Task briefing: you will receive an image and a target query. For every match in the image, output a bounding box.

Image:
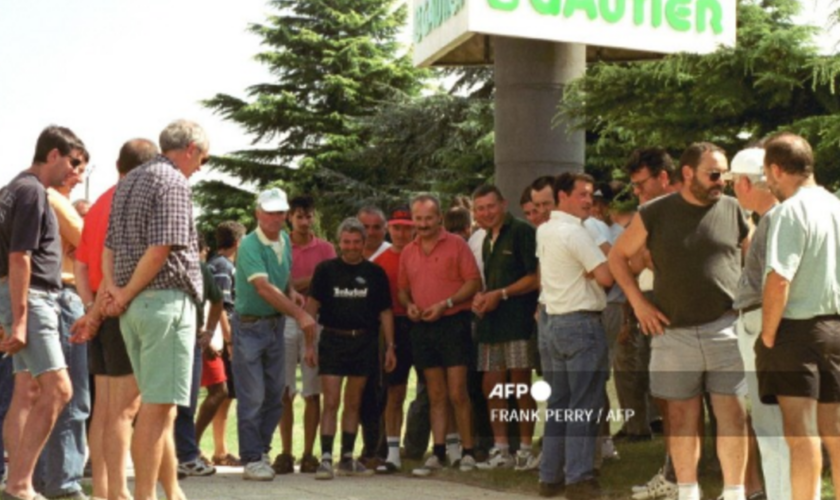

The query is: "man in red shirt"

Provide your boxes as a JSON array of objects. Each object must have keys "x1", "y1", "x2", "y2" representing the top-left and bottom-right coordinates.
[
  {"x1": 71, "y1": 138, "x2": 160, "y2": 500},
  {"x1": 372, "y1": 207, "x2": 415, "y2": 472},
  {"x1": 398, "y1": 194, "x2": 482, "y2": 476}
]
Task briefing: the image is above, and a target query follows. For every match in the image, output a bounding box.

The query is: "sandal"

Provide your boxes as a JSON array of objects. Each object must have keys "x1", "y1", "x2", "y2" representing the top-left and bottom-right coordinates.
[{"x1": 212, "y1": 453, "x2": 242, "y2": 466}]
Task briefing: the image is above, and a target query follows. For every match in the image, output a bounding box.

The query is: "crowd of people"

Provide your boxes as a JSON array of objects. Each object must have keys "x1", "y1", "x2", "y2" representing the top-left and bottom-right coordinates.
[{"x1": 0, "y1": 120, "x2": 838, "y2": 500}]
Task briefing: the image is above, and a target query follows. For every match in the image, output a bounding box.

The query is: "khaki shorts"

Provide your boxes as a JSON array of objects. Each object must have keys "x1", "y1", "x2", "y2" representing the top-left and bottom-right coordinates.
[
  {"x1": 284, "y1": 320, "x2": 321, "y2": 397},
  {"x1": 120, "y1": 289, "x2": 196, "y2": 406},
  {"x1": 478, "y1": 338, "x2": 536, "y2": 372}
]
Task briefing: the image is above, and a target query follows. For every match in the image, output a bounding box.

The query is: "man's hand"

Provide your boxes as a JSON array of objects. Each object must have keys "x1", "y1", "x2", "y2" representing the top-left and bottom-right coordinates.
[
  {"x1": 384, "y1": 346, "x2": 397, "y2": 373},
  {"x1": 295, "y1": 311, "x2": 317, "y2": 340},
  {"x1": 760, "y1": 330, "x2": 775, "y2": 348},
  {"x1": 304, "y1": 343, "x2": 318, "y2": 368},
  {"x1": 421, "y1": 301, "x2": 447, "y2": 322},
  {"x1": 0, "y1": 322, "x2": 27, "y2": 355},
  {"x1": 198, "y1": 330, "x2": 220, "y2": 360},
  {"x1": 69, "y1": 312, "x2": 103, "y2": 344},
  {"x1": 102, "y1": 285, "x2": 129, "y2": 317},
  {"x1": 631, "y1": 297, "x2": 670, "y2": 336},
  {"x1": 290, "y1": 289, "x2": 306, "y2": 308},
  {"x1": 407, "y1": 303, "x2": 422, "y2": 322}
]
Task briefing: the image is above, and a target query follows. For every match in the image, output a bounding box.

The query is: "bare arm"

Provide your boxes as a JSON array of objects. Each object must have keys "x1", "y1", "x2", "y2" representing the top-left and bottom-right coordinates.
[
  {"x1": 608, "y1": 213, "x2": 670, "y2": 335},
  {"x1": 292, "y1": 276, "x2": 312, "y2": 294},
  {"x1": 760, "y1": 271, "x2": 789, "y2": 348},
  {"x1": 0, "y1": 252, "x2": 31, "y2": 354},
  {"x1": 422, "y1": 278, "x2": 481, "y2": 322},
  {"x1": 590, "y1": 262, "x2": 614, "y2": 288},
  {"x1": 74, "y1": 260, "x2": 94, "y2": 306},
  {"x1": 252, "y1": 276, "x2": 315, "y2": 333},
  {"x1": 104, "y1": 245, "x2": 171, "y2": 315},
  {"x1": 474, "y1": 273, "x2": 539, "y2": 315}
]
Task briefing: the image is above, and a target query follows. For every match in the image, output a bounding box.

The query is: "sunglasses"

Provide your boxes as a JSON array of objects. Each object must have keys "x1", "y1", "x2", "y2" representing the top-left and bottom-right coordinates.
[
  {"x1": 200, "y1": 156, "x2": 210, "y2": 166},
  {"x1": 707, "y1": 171, "x2": 725, "y2": 182},
  {"x1": 68, "y1": 156, "x2": 83, "y2": 168}
]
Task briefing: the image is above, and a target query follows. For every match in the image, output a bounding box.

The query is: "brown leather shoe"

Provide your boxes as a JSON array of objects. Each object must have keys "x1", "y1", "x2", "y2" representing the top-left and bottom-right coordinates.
[
  {"x1": 299, "y1": 454, "x2": 320, "y2": 473},
  {"x1": 271, "y1": 453, "x2": 295, "y2": 474}
]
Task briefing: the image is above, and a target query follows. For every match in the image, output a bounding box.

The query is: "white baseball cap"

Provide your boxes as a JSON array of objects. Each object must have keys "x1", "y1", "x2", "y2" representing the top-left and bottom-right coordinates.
[
  {"x1": 257, "y1": 187, "x2": 290, "y2": 212},
  {"x1": 726, "y1": 148, "x2": 765, "y2": 180}
]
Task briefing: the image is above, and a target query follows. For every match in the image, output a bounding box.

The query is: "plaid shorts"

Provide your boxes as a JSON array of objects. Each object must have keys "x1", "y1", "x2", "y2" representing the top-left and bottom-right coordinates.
[{"x1": 478, "y1": 339, "x2": 536, "y2": 372}]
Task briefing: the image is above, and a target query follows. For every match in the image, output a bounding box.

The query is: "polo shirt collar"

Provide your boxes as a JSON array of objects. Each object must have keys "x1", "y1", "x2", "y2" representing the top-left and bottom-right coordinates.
[
  {"x1": 256, "y1": 226, "x2": 286, "y2": 263},
  {"x1": 292, "y1": 234, "x2": 318, "y2": 250},
  {"x1": 551, "y1": 210, "x2": 583, "y2": 225}
]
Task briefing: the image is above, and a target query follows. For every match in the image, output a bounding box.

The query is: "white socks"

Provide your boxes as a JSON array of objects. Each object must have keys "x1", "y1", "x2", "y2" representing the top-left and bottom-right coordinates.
[
  {"x1": 386, "y1": 436, "x2": 401, "y2": 466},
  {"x1": 446, "y1": 433, "x2": 462, "y2": 462},
  {"x1": 678, "y1": 483, "x2": 701, "y2": 500},
  {"x1": 722, "y1": 485, "x2": 746, "y2": 500}
]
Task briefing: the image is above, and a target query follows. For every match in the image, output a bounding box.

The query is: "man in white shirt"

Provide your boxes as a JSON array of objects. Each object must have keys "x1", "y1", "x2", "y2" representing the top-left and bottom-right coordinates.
[{"x1": 536, "y1": 172, "x2": 613, "y2": 500}]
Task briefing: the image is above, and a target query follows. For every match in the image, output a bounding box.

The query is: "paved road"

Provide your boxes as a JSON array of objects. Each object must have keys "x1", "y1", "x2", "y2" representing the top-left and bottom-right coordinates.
[{"x1": 146, "y1": 466, "x2": 539, "y2": 500}]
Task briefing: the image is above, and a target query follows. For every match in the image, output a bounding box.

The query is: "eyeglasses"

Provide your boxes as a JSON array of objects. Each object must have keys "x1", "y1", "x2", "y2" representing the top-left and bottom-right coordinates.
[
  {"x1": 630, "y1": 175, "x2": 652, "y2": 189},
  {"x1": 67, "y1": 156, "x2": 83, "y2": 168},
  {"x1": 706, "y1": 170, "x2": 725, "y2": 182},
  {"x1": 200, "y1": 156, "x2": 210, "y2": 166}
]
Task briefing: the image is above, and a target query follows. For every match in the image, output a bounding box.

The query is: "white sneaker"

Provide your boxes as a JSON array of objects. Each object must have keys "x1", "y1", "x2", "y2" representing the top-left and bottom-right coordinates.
[
  {"x1": 631, "y1": 469, "x2": 678, "y2": 500},
  {"x1": 243, "y1": 459, "x2": 276, "y2": 481},
  {"x1": 513, "y1": 449, "x2": 533, "y2": 470},
  {"x1": 447, "y1": 446, "x2": 462, "y2": 466},
  {"x1": 515, "y1": 450, "x2": 541, "y2": 471},
  {"x1": 412, "y1": 455, "x2": 443, "y2": 477},
  {"x1": 476, "y1": 447, "x2": 515, "y2": 470},
  {"x1": 458, "y1": 454, "x2": 476, "y2": 472},
  {"x1": 601, "y1": 437, "x2": 620, "y2": 460}
]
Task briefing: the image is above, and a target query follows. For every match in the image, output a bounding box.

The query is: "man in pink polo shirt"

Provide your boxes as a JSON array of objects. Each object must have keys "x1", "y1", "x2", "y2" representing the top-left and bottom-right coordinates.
[
  {"x1": 273, "y1": 195, "x2": 336, "y2": 475},
  {"x1": 398, "y1": 193, "x2": 482, "y2": 476}
]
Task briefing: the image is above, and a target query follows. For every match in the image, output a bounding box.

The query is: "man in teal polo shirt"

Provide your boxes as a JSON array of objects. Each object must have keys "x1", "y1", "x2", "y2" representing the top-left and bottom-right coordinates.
[
  {"x1": 232, "y1": 187, "x2": 316, "y2": 481},
  {"x1": 471, "y1": 184, "x2": 540, "y2": 471}
]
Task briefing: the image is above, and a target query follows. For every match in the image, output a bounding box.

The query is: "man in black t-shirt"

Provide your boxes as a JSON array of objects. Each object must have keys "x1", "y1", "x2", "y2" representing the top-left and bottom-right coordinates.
[
  {"x1": 0, "y1": 126, "x2": 86, "y2": 500},
  {"x1": 304, "y1": 217, "x2": 396, "y2": 480}
]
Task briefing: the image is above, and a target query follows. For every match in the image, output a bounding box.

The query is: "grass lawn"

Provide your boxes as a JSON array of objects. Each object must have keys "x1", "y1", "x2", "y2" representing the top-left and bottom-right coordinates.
[{"x1": 198, "y1": 369, "x2": 838, "y2": 499}]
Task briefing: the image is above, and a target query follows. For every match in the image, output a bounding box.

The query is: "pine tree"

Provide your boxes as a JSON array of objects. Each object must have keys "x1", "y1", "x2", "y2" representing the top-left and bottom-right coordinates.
[
  {"x1": 559, "y1": 0, "x2": 840, "y2": 186},
  {"x1": 198, "y1": 0, "x2": 428, "y2": 235}
]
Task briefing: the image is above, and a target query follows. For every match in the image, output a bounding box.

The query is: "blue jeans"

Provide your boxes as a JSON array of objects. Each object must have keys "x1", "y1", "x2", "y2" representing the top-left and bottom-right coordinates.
[
  {"x1": 175, "y1": 344, "x2": 202, "y2": 463},
  {"x1": 538, "y1": 308, "x2": 608, "y2": 485},
  {"x1": 231, "y1": 315, "x2": 286, "y2": 464},
  {"x1": 34, "y1": 287, "x2": 90, "y2": 496},
  {"x1": 0, "y1": 354, "x2": 13, "y2": 478}
]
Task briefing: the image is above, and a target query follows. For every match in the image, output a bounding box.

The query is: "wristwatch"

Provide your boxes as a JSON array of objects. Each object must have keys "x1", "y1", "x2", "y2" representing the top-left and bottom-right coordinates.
[
  {"x1": 446, "y1": 297, "x2": 454, "y2": 308},
  {"x1": 501, "y1": 288, "x2": 509, "y2": 301}
]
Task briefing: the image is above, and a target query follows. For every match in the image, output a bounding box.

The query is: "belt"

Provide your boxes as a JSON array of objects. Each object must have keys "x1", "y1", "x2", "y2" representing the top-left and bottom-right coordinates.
[
  {"x1": 738, "y1": 304, "x2": 761, "y2": 314},
  {"x1": 323, "y1": 327, "x2": 369, "y2": 338},
  {"x1": 239, "y1": 314, "x2": 281, "y2": 324}
]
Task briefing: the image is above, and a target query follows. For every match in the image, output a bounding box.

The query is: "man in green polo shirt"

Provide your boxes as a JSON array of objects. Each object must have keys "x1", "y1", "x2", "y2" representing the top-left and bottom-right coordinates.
[
  {"x1": 232, "y1": 187, "x2": 316, "y2": 481},
  {"x1": 471, "y1": 184, "x2": 540, "y2": 470}
]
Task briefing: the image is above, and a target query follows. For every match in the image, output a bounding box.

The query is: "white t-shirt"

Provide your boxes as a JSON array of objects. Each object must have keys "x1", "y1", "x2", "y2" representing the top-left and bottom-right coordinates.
[
  {"x1": 468, "y1": 228, "x2": 487, "y2": 287},
  {"x1": 537, "y1": 211, "x2": 607, "y2": 315},
  {"x1": 367, "y1": 240, "x2": 392, "y2": 261},
  {"x1": 583, "y1": 217, "x2": 610, "y2": 248}
]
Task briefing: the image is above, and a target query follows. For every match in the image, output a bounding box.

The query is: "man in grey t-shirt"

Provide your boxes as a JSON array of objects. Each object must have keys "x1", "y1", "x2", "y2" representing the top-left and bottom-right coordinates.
[
  {"x1": 729, "y1": 148, "x2": 788, "y2": 500},
  {"x1": 610, "y1": 143, "x2": 750, "y2": 500}
]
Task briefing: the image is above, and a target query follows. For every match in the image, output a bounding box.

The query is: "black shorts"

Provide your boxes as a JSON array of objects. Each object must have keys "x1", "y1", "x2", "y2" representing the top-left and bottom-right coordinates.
[
  {"x1": 88, "y1": 317, "x2": 133, "y2": 377},
  {"x1": 318, "y1": 330, "x2": 378, "y2": 377},
  {"x1": 385, "y1": 316, "x2": 414, "y2": 386},
  {"x1": 756, "y1": 315, "x2": 840, "y2": 404},
  {"x1": 410, "y1": 311, "x2": 472, "y2": 370}
]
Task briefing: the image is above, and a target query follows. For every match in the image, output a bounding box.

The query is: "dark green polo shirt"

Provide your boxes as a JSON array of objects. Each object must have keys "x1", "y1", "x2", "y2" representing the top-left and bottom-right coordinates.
[{"x1": 477, "y1": 213, "x2": 539, "y2": 343}]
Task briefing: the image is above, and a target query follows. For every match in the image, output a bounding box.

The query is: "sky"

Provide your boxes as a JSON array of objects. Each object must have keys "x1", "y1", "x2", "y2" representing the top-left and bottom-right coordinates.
[{"x1": 1, "y1": 0, "x2": 838, "y2": 204}]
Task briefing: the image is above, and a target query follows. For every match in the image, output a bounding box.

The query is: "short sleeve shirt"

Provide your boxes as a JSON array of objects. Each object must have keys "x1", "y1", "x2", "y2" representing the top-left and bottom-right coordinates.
[
  {"x1": 207, "y1": 254, "x2": 235, "y2": 313},
  {"x1": 373, "y1": 247, "x2": 406, "y2": 316},
  {"x1": 235, "y1": 228, "x2": 292, "y2": 317},
  {"x1": 291, "y1": 236, "x2": 336, "y2": 281},
  {"x1": 640, "y1": 193, "x2": 748, "y2": 327},
  {"x1": 0, "y1": 172, "x2": 62, "y2": 290},
  {"x1": 733, "y1": 205, "x2": 777, "y2": 311},
  {"x1": 105, "y1": 156, "x2": 202, "y2": 304},
  {"x1": 76, "y1": 186, "x2": 115, "y2": 292},
  {"x1": 766, "y1": 186, "x2": 840, "y2": 319},
  {"x1": 536, "y1": 211, "x2": 607, "y2": 315},
  {"x1": 477, "y1": 214, "x2": 538, "y2": 343},
  {"x1": 309, "y1": 258, "x2": 391, "y2": 331},
  {"x1": 197, "y1": 262, "x2": 224, "y2": 329},
  {"x1": 398, "y1": 229, "x2": 481, "y2": 315}
]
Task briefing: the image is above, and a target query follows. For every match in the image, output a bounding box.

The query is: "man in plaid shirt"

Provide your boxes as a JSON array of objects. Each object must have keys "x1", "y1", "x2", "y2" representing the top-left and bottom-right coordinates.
[{"x1": 100, "y1": 120, "x2": 208, "y2": 500}]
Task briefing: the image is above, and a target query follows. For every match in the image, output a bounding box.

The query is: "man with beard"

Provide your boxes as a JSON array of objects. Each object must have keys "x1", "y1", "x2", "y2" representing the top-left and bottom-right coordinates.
[
  {"x1": 304, "y1": 218, "x2": 395, "y2": 479},
  {"x1": 0, "y1": 126, "x2": 86, "y2": 500},
  {"x1": 609, "y1": 143, "x2": 750, "y2": 500},
  {"x1": 758, "y1": 133, "x2": 840, "y2": 500}
]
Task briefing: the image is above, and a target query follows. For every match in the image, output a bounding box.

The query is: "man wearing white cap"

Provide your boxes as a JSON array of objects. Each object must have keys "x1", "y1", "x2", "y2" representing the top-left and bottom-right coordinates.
[
  {"x1": 728, "y1": 148, "x2": 789, "y2": 500},
  {"x1": 232, "y1": 187, "x2": 316, "y2": 481}
]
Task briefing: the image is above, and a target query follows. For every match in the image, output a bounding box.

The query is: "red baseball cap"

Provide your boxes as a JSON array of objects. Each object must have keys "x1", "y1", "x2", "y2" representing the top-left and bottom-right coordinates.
[{"x1": 388, "y1": 206, "x2": 414, "y2": 226}]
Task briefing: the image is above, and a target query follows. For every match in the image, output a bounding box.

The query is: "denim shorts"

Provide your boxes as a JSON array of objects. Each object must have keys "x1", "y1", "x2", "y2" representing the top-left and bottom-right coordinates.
[
  {"x1": 120, "y1": 289, "x2": 196, "y2": 406},
  {"x1": 0, "y1": 282, "x2": 65, "y2": 377},
  {"x1": 650, "y1": 311, "x2": 746, "y2": 400}
]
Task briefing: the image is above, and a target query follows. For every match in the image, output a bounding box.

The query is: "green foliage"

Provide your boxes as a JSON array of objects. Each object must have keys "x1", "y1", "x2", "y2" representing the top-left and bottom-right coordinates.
[
  {"x1": 559, "y1": 0, "x2": 840, "y2": 187},
  {"x1": 199, "y1": 0, "x2": 430, "y2": 237}
]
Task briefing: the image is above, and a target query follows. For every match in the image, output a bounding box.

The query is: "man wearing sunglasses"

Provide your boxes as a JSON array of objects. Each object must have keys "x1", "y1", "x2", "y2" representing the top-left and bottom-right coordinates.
[
  {"x1": 610, "y1": 143, "x2": 750, "y2": 500},
  {"x1": 0, "y1": 125, "x2": 87, "y2": 500}
]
